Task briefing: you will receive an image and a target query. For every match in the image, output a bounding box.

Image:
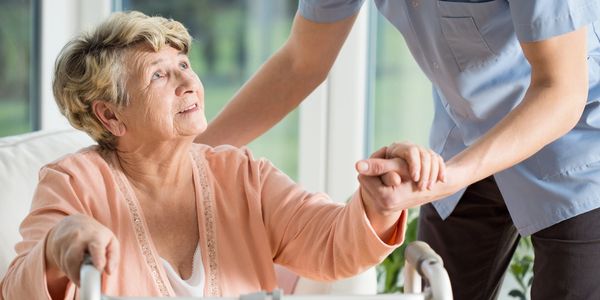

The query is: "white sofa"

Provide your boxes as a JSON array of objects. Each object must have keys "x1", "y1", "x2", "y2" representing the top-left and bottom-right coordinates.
[{"x1": 0, "y1": 129, "x2": 377, "y2": 294}]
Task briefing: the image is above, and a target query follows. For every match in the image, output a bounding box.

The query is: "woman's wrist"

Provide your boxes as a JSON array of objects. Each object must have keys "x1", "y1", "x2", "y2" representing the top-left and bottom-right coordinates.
[
  {"x1": 45, "y1": 227, "x2": 69, "y2": 297},
  {"x1": 44, "y1": 227, "x2": 64, "y2": 279},
  {"x1": 359, "y1": 187, "x2": 403, "y2": 240}
]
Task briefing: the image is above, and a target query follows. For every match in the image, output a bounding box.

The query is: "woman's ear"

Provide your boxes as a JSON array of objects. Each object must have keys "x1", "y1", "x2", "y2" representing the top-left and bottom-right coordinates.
[{"x1": 92, "y1": 101, "x2": 126, "y2": 136}]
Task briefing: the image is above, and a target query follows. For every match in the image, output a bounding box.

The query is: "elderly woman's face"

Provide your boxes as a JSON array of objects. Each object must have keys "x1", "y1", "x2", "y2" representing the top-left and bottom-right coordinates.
[{"x1": 119, "y1": 45, "x2": 206, "y2": 143}]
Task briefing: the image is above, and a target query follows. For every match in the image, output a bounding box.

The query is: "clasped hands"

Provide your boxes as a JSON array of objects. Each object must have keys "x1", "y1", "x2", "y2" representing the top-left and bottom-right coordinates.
[{"x1": 355, "y1": 142, "x2": 456, "y2": 240}]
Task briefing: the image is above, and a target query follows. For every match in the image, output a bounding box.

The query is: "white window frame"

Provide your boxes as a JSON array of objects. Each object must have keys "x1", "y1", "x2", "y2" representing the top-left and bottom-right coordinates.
[
  {"x1": 299, "y1": 4, "x2": 371, "y2": 202},
  {"x1": 39, "y1": 0, "x2": 112, "y2": 130}
]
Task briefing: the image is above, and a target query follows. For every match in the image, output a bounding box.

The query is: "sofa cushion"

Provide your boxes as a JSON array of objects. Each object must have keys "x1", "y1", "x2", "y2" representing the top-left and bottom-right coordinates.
[{"x1": 0, "y1": 129, "x2": 94, "y2": 277}]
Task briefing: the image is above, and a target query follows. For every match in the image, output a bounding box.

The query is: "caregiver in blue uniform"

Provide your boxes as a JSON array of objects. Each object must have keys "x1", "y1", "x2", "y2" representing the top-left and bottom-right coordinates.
[{"x1": 197, "y1": 1, "x2": 600, "y2": 299}]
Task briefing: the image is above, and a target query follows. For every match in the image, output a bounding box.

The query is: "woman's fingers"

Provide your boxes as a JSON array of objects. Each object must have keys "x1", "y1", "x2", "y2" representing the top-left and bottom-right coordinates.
[
  {"x1": 381, "y1": 171, "x2": 401, "y2": 187},
  {"x1": 63, "y1": 245, "x2": 85, "y2": 285},
  {"x1": 106, "y1": 236, "x2": 120, "y2": 275},
  {"x1": 87, "y1": 225, "x2": 121, "y2": 276},
  {"x1": 357, "y1": 173, "x2": 412, "y2": 214},
  {"x1": 355, "y1": 158, "x2": 410, "y2": 178},
  {"x1": 88, "y1": 240, "x2": 108, "y2": 273}
]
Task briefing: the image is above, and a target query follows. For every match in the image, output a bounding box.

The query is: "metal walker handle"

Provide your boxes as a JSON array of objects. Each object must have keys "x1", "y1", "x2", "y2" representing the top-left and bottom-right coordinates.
[
  {"x1": 80, "y1": 253, "x2": 102, "y2": 300},
  {"x1": 404, "y1": 241, "x2": 453, "y2": 300}
]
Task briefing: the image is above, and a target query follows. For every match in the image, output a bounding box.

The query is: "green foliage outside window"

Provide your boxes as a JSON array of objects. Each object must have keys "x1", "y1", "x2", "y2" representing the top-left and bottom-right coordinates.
[
  {"x1": 508, "y1": 237, "x2": 533, "y2": 299},
  {"x1": 0, "y1": 0, "x2": 33, "y2": 137}
]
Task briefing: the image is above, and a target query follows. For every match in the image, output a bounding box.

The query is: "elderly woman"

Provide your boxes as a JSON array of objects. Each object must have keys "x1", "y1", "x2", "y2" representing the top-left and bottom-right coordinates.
[{"x1": 0, "y1": 11, "x2": 446, "y2": 299}]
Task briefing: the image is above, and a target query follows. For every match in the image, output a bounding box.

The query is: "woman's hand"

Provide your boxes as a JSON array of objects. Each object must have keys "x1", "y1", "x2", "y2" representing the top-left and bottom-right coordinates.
[
  {"x1": 45, "y1": 214, "x2": 120, "y2": 286},
  {"x1": 355, "y1": 145, "x2": 449, "y2": 241}
]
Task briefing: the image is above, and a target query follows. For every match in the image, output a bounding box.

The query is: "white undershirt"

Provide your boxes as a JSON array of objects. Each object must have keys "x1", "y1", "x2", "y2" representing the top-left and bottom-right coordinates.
[{"x1": 160, "y1": 243, "x2": 205, "y2": 297}]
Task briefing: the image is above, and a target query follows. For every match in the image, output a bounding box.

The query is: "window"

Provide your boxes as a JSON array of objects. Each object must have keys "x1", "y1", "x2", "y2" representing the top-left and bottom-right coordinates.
[
  {"x1": 0, "y1": 0, "x2": 38, "y2": 137},
  {"x1": 367, "y1": 10, "x2": 433, "y2": 154},
  {"x1": 119, "y1": 0, "x2": 299, "y2": 179}
]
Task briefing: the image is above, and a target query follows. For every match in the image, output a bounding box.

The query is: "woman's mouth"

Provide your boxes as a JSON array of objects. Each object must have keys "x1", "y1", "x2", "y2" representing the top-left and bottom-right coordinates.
[{"x1": 178, "y1": 103, "x2": 199, "y2": 114}]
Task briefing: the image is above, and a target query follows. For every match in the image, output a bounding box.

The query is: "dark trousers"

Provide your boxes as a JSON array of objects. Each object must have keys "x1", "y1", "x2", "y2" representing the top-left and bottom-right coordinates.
[{"x1": 418, "y1": 176, "x2": 600, "y2": 300}]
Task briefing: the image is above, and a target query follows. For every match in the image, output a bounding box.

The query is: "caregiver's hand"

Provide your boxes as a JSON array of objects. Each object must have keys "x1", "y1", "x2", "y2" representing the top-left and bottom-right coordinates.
[
  {"x1": 45, "y1": 214, "x2": 120, "y2": 286},
  {"x1": 356, "y1": 142, "x2": 446, "y2": 190}
]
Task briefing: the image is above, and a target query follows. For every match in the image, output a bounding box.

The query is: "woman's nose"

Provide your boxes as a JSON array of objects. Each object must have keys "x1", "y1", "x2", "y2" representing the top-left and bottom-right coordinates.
[{"x1": 174, "y1": 71, "x2": 197, "y2": 96}]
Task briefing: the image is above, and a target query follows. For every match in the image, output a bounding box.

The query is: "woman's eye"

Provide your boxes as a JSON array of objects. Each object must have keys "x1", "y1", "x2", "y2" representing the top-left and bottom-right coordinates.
[
  {"x1": 151, "y1": 71, "x2": 164, "y2": 80},
  {"x1": 179, "y1": 62, "x2": 189, "y2": 69}
]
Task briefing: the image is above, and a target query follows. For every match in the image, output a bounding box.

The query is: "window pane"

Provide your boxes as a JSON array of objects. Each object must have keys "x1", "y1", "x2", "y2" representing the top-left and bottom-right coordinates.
[
  {"x1": 0, "y1": 0, "x2": 35, "y2": 136},
  {"x1": 369, "y1": 13, "x2": 433, "y2": 152},
  {"x1": 121, "y1": 0, "x2": 299, "y2": 179}
]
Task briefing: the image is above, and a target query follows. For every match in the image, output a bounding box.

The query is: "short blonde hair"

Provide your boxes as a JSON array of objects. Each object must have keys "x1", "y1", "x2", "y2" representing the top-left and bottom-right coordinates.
[{"x1": 53, "y1": 11, "x2": 191, "y2": 150}]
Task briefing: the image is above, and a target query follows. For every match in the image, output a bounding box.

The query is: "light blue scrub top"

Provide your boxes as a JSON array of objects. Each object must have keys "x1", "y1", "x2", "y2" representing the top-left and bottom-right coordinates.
[{"x1": 299, "y1": 0, "x2": 600, "y2": 236}]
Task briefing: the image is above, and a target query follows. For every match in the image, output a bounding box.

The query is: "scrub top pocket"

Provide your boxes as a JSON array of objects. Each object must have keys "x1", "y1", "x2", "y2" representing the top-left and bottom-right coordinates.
[
  {"x1": 437, "y1": 0, "x2": 516, "y2": 71},
  {"x1": 440, "y1": 16, "x2": 495, "y2": 71}
]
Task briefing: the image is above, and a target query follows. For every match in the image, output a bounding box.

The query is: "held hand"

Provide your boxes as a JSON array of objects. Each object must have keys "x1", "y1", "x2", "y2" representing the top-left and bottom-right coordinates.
[
  {"x1": 356, "y1": 147, "x2": 410, "y2": 187},
  {"x1": 356, "y1": 147, "x2": 417, "y2": 216},
  {"x1": 356, "y1": 143, "x2": 446, "y2": 190},
  {"x1": 45, "y1": 214, "x2": 120, "y2": 286},
  {"x1": 355, "y1": 147, "x2": 417, "y2": 240},
  {"x1": 355, "y1": 146, "x2": 452, "y2": 240}
]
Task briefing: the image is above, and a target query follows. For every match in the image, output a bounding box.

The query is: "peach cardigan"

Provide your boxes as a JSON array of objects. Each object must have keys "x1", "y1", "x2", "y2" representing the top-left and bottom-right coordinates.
[{"x1": 0, "y1": 144, "x2": 406, "y2": 299}]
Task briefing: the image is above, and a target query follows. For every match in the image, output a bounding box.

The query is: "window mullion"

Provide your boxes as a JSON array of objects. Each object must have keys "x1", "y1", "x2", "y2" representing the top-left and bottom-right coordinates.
[
  {"x1": 39, "y1": 0, "x2": 111, "y2": 130},
  {"x1": 325, "y1": 4, "x2": 371, "y2": 202}
]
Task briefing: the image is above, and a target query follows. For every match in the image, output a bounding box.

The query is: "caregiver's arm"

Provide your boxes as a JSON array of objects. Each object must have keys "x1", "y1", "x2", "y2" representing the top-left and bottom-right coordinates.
[
  {"x1": 381, "y1": 28, "x2": 589, "y2": 193},
  {"x1": 195, "y1": 13, "x2": 356, "y2": 147},
  {"x1": 446, "y1": 28, "x2": 589, "y2": 187}
]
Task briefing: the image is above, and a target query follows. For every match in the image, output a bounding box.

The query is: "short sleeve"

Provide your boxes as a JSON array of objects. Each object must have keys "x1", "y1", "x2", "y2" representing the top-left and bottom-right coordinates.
[
  {"x1": 509, "y1": 0, "x2": 600, "y2": 42},
  {"x1": 298, "y1": 0, "x2": 365, "y2": 23}
]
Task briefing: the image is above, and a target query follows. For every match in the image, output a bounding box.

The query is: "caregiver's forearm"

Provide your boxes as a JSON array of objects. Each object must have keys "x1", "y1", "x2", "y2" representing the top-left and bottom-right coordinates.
[
  {"x1": 447, "y1": 28, "x2": 589, "y2": 187},
  {"x1": 195, "y1": 46, "x2": 324, "y2": 147}
]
